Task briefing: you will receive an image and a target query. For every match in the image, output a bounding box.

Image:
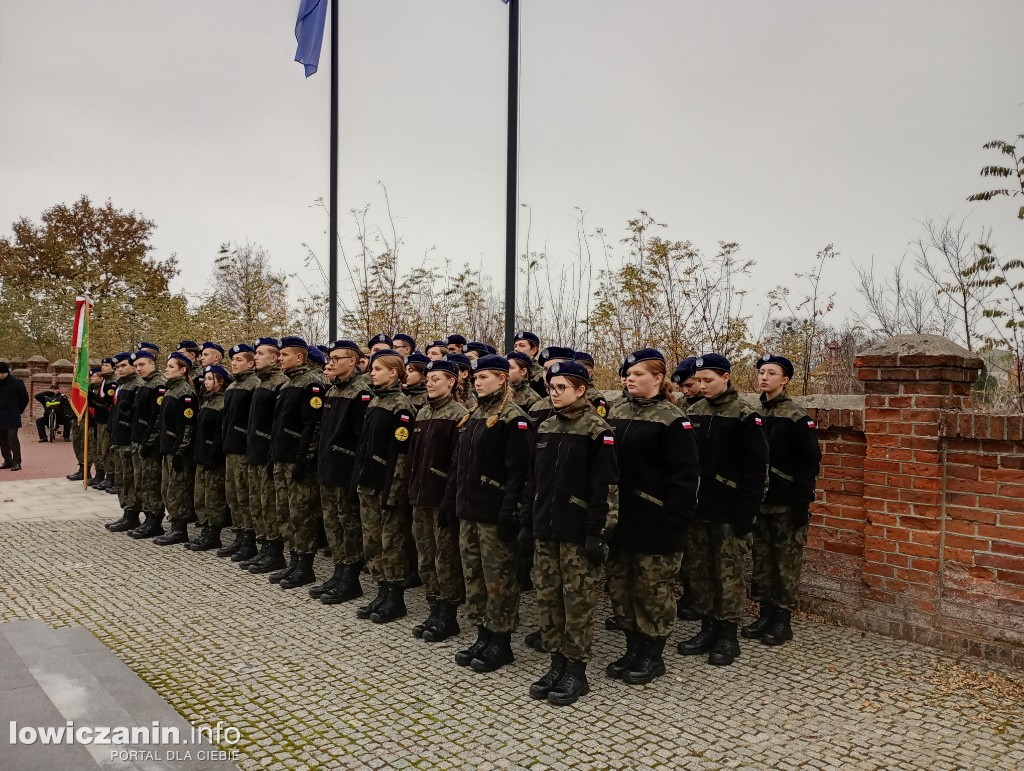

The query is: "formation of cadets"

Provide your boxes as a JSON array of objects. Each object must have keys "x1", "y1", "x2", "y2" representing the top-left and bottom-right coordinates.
[{"x1": 72, "y1": 331, "x2": 821, "y2": 707}]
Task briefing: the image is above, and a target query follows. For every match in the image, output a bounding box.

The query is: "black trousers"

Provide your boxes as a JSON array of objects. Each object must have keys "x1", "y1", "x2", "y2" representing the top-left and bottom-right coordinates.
[
  {"x1": 36, "y1": 413, "x2": 71, "y2": 441},
  {"x1": 0, "y1": 427, "x2": 21, "y2": 464}
]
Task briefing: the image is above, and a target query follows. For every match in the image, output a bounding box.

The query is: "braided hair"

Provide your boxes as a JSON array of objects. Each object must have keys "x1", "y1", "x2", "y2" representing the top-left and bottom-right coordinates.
[{"x1": 486, "y1": 375, "x2": 512, "y2": 428}]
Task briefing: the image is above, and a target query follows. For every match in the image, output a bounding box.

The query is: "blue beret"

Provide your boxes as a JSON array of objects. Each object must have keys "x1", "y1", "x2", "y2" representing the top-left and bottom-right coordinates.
[
  {"x1": 466, "y1": 341, "x2": 489, "y2": 355},
  {"x1": 446, "y1": 334, "x2": 467, "y2": 346},
  {"x1": 756, "y1": 353, "x2": 794, "y2": 378},
  {"x1": 315, "y1": 344, "x2": 329, "y2": 354},
  {"x1": 328, "y1": 339, "x2": 361, "y2": 354},
  {"x1": 255, "y1": 337, "x2": 280, "y2": 349},
  {"x1": 507, "y1": 351, "x2": 533, "y2": 366},
  {"x1": 471, "y1": 353, "x2": 510, "y2": 374},
  {"x1": 280, "y1": 335, "x2": 309, "y2": 350},
  {"x1": 203, "y1": 364, "x2": 232, "y2": 382},
  {"x1": 444, "y1": 353, "x2": 472, "y2": 371},
  {"x1": 393, "y1": 333, "x2": 416, "y2": 347},
  {"x1": 694, "y1": 353, "x2": 731, "y2": 373},
  {"x1": 405, "y1": 352, "x2": 431, "y2": 366},
  {"x1": 168, "y1": 352, "x2": 192, "y2": 368},
  {"x1": 138, "y1": 341, "x2": 160, "y2": 352},
  {"x1": 306, "y1": 346, "x2": 326, "y2": 365},
  {"x1": 101, "y1": 356, "x2": 116, "y2": 366},
  {"x1": 201, "y1": 341, "x2": 224, "y2": 355},
  {"x1": 425, "y1": 339, "x2": 448, "y2": 352},
  {"x1": 368, "y1": 349, "x2": 402, "y2": 366},
  {"x1": 514, "y1": 330, "x2": 540, "y2": 346},
  {"x1": 177, "y1": 340, "x2": 199, "y2": 350},
  {"x1": 573, "y1": 351, "x2": 595, "y2": 367},
  {"x1": 229, "y1": 343, "x2": 256, "y2": 356},
  {"x1": 131, "y1": 350, "x2": 155, "y2": 362},
  {"x1": 425, "y1": 359, "x2": 459, "y2": 377},
  {"x1": 485, "y1": 344, "x2": 497, "y2": 355},
  {"x1": 89, "y1": 365, "x2": 102, "y2": 375},
  {"x1": 672, "y1": 356, "x2": 698, "y2": 384},
  {"x1": 546, "y1": 360, "x2": 591, "y2": 384},
  {"x1": 368, "y1": 333, "x2": 393, "y2": 347},
  {"x1": 622, "y1": 348, "x2": 665, "y2": 372},
  {"x1": 113, "y1": 352, "x2": 133, "y2": 363},
  {"x1": 538, "y1": 346, "x2": 574, "y2": 366}
]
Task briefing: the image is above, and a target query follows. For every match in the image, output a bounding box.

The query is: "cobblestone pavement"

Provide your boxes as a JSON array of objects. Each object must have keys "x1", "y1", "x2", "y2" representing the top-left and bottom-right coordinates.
[{"x1": 1, "y1": 479, "x2": 1022, "y2": 770}]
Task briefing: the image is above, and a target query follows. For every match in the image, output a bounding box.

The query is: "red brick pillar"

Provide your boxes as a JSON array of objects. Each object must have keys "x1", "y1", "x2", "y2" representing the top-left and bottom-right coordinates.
[{"x1": 855, "y1": 334, "x2": 982, "y2": 642}]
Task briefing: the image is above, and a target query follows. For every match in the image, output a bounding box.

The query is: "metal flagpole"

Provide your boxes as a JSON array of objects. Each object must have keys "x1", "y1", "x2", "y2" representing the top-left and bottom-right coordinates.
[
  {"x1": 504, "y1": 0, "x2": 520, "y2": 354},
  {"x1": 329, "y1": 0, "x2": 340, "y2": 341}
]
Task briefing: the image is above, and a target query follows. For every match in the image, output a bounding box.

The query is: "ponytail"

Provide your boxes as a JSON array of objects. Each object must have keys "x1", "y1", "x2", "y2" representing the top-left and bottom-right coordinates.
[{"x1": 486, "y1": 376, "x2": 511, "y2": 428}]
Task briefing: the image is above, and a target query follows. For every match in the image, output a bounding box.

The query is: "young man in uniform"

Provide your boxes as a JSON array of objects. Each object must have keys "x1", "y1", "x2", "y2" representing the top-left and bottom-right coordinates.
[
  {"x1": 218, "y1": 343, "x2": 259, "y2": 560},
  {"x1": 103, "y1": 353, "x2": 142, "y2": 531},
  {"x1": 127, "y1": 350, "x2": 167, "y2": 539}
]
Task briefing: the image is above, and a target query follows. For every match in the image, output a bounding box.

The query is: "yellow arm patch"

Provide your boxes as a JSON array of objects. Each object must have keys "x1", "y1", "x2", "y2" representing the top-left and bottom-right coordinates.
[
  {"x1": 395, "y1": 426, "x2": 409, "y2": 442},
  {"x1": 310, "y1": 396, "x2": 323, "y2": 409}
]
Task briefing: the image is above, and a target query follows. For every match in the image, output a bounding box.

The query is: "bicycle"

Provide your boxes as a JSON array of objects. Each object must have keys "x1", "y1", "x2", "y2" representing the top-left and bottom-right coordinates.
[{"x1": 44, "y1": 399, "x2": 61, "y2": 442}]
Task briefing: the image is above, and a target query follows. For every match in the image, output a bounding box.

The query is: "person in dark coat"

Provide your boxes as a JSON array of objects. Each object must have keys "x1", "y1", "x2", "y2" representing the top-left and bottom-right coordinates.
[{"x1": 0, "y1": 362, "x2": 30, "y2": 471}]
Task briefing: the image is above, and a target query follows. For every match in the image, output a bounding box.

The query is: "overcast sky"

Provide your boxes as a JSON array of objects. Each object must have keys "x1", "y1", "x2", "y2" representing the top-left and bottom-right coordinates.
[{"x1": 2, "y1": 0, "x2": 1022, "y2": 332}]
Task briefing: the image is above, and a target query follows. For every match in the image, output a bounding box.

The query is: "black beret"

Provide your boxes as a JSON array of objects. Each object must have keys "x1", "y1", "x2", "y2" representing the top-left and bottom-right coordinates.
[
  {"x1": 177, "y1": 340, "x2": 200, "y2": 350},
  {"x1": 368, "y1": 333, "x2": 393, "y2": 347},
  {"x1": 138, "y1": 341, "x2": 160, "y2": 352},
  {"x1": 446, "y1": 334, "x2": 467, "y2": 346},
  {"x1": 573, "y1": 351, "x2": 595, "y2": 367},
  {"x1": 546, "y1": 360, "x2": 591, "y2": 384},
  {"x1": 514, "y1": 331, "x2": 540, "y2": 346},
  {"x1": 694, "y1": 353, "x2": 731, "y2": 373},
  {"x1": 466, "y1": 341, "x2": 489, "y2": 355},
  {"x1": 445, "y1": 353, "x2": 472, "y2": 371},
  {"x1": 280, "y1": 335, "x2": 309, "y2": 350},
  {"x1": 201, "y1": 341, "x2": 224, "y2": 355},
  {"x1": 622, "y1": 348, "x2": 665, "y2": 371},
  {"x1": 315, "y1": 344, "x2": 329, "y2": 354},
  {"x1": 113, "y1": 352, "x2": 133, "y2": 363},
  {"x1": 425, "y1": 359, "x2": 459, "y2": 377},
  {"x1": 538, "y1": 346, "x2": 574, "y2": 366},
  {"x1": 131, "y1": 350, "x2": 155, "y2": 362},
  {"x1": 393, "y1": 333, "x2": 416, "y2": 347},
  {"x1": 89, "y1": 365, "x2": 102, "y2": 375},
  {"x1": 425, "y1": 339, "x2": 448, "y2": 352},
  {"x1": 168, "y1": 352, "x2": 192, "y2": 367},
  {"x1": 671, "y1": 356, "x2": 698, "y2": 384},
  {"x1": 255, "y1": 337, "x2": 280, "y2": 349},
  {"x1": 405, "y1": 352, "x2": 431, "y2": 366},
  {"x1": 203, "y1": 364, "x2": 232, "y2": 382},
  {"x1": 756, "y1": 353, "x2": 794, "y2": 378},
  {"x1": 368, "y1": 349, "x2": 402, "y2": 366},
  {"x1": 101, "y1": 356, "x2": 116, "y2": 366},
  {"x1": 229, "y1": 343, "x2": 256, "y2": 356},
  {"x1": 306, "y1": 346, "x2": 326, "y2": 365},
  {"x1": 328, "y1": 339, "x2": 361, "y2": 354},
  {"x1": 470, "y1": 354, "x2": 509, "y2": 374},
  {"x1": 507, "y1": 351, "x2": 532, "y2": 366}
]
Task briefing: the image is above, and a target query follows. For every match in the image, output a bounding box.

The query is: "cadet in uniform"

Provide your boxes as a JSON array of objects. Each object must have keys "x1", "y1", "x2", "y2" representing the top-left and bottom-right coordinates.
[
  {"x1": 512, "y1": 331, "x2": 545, "y2": 398},
  {"x1": 743, "y1": 354, "x2": 821, "y2": 646},
  {"x1": 152, "y1": 353, "x2": 196, "y2": 545},
  {"x1": 604, "y1": 348, "x2": 700, "y2": 685},
  {"x1": 245, "y1": 338, "x2": 290, "y2": 574},
  {"x1": 312, "y1": 340, "x2": 373, "y2": 604},
  {"x1": 352, "y1": 349, "x2": 416, "y2": 623},
  {"x1": 679, "y1": 354, "x2": 769, "y2": 666},
  {"x1": 445, "y1": 354, "x2": 533, "y2": 673},
  {"x1": 528, "y1": 346, "x2": 575, "y2": 427},
  {"x1": 404, "y1": 358, "x2": 469, "y2": 642},
  {"x1": 446, "y1": 334, "x2": 467, "y2": 354},
  {"x1": 445, "y1": 353, "x2": 476, "y2": 411},
  {"x1": 402, "y1": 352, "x2": 430, "y2": 412},
  {"x1": 671, "y1": 356, "x2": 704, "y2": 408},
  {"x1": 424, "y1": 340, "x2": 448, "y2": 360},
  {"x1": 218, "y1": 344, "x2": 259, "y2": 561},
  {"x1": 520, "y1": 360, "x2": 618, "y2": 706},
  {"x1": 392, "y1": 334, "x2": 416, "y2": 358},
  {"x1": 187, "y1": 364, "x2": 232, "y2": 551},
  {"x1": 103, "y1": 352, "x2": 142, "y2": 531},
  {"x1": 306, "y1": 345, "x2": 326, "y2": 372},
  {"x1": 268, "y1": 336, "x2": 328, "y2": 589},
  {"x1": 368, "y1": 333, "x2": 393, "y2": 355},
  {"x1": 573, "y1": 352, "x2": 609, "y2": 418},
  {"x1": 507, "y1": 352, "x2": 540, "y2": 410},
  {"x1": 93, "y1": 357, "x2": 118, "y2": 491},
  {"x1": 129, "y1": 350, "x2": 167, "y2": 539}
]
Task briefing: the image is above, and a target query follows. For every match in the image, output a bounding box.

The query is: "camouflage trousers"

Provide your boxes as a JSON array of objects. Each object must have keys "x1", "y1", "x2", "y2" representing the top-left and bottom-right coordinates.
[
  {"x1": 411, "y1": 505, "x2": 464, "y2": 602},
  {"x1": 246, "y1": 462, "x2": 271, "y2": 539},
  {"x1": 133, "y1": 446, "x2": 163, "y2": 515},
  {"x1": 194, "y1": 465, "x2": 229, "y2": 527},
  {"x1": 606, "y1": 548, "x2": 683, "y2": 639},
  {"x1": 269, "y1": 462, "x2": 294, "y2": 545},
  {"x1": 684, "y1": 521, "x2": 751, "y2": 624},
  {"x1": 751, "y1": 505, "x2": 807, "y2": 610},
  {"x1": 112, "y1": 446, "x2": 137, "y2": 511},
  {"x1": 95, "y1": 423, "x2": 110, "y2": 474},
  {"x1": 460, "y1": 520, "x2": 520, "y2": 634},
  {"x1": 272, "y1": 462, "x2": 319, "y2": 553},
  {"x1": 533, "y1": 540, "x2": 601, "y2": 661},
  {"x1": 224, "y1": 454, "x2": 250, "y2": 530},
  {"x1": 159, "y1": 455, "x2": 193, "y2": 522},
  {"x1": 320, "y1": 485, "x2": 363, "y2": 565},
  {"x1": 72, "y1": 419, "x2": 87, "y2": 467},
  {"x1": 358, "y1": 488, "x2": 408, "y2": 583}
]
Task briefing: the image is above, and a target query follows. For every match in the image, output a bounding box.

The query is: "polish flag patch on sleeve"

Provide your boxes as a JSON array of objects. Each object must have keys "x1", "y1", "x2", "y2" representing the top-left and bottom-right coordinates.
[
  {"x1": 602, "y1": 435, "x2": 615, "y2": 445},
  {"x1": 807, "y1": 419, "x2": 816, "y2": 428},
  {"x1": 754, "y1": 416, "x2": 763, "y2": 426},
  {"x1": 516, "y1": 419, "x2": 529, "y2": 430},
  {"x1": 312, "y1": 386, "x2": 321, "y2": 393},
  {"x1": 681, "y1": 420, "x2": 692, "y2": 429},
  {"x1": 399, "y1": 414, "x2": 411, "y2": 423},
  {"x1": 361, "y1": 393, "x2": 371, "y2": 401}
]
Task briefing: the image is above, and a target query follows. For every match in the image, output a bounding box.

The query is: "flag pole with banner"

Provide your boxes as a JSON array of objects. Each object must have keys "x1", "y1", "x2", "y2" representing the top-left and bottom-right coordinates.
[{"x1": 70, "y1": 295, "x2": 92, "y2": 490}]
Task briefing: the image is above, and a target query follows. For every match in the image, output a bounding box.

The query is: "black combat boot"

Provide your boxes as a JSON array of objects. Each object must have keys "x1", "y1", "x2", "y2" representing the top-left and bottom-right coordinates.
[
  {"x1": 708, "y1": 620, "x2": 741, "y2": 665},
  {"x1": 131, "y1": 512, "x2": 166, "y2": 540},
  {"x1": 523, "y1": 630, "x2": 544, "y2": 651},
  {"x1": 529, "y1": 653, "x2": 567, "y2": 700},
  {"x1": 677, "y1": 616, "x2": 716, "y2": 655},
  {"x1": 232, "y1": 531, "x2": 258, "y2": 563},
  {"x1": 190, "y1": 526, "x2": 222, "y2": 552},
  {"x1": 106, "y1": 509, "x2": 140, "y2": 533},
  {"x1": 371, "y1": 584, "x2": 407, "y2": 623},
  {"x1": 470, "y1": 631, "x2": 514, "y2": 673},
  {"x1": 412, "y1": 596, "x2": 439, "y2": 638},
  {"x1": 215, "y1": 529, "x2": 244, "y2": 558},
  {"x1": 66, "y1": 465, "x2": 84, "y2": 481},
  {"x1": 88, "y1": 470, "x2": 105, "y2": 487},
  {"x1": 676, "y1": 592, "x2": 701, "y2": 622},
  {"x1": 153, "y1": 517, "x2": 188, "y2": 545},
  {"x1": 622, "y1": 636, "x2": 667, "y2": 685},
  {"x1": 269, "y1": 550, "x2": 300, "y2": 584},
  {"x1": 321, "y1": 563, "x2": 364, "y2": 604},
  {"x1": 96, "y1": 478, "x2": 113, "y2": 491},
  {"x1": 281, "y1": 553, "x2": 316, "y2": 589},
  {"x1": 741, "y1": 602, "x2": 774, "y2": 639},
  {"x1": 105, "y1": 482, "x2": 119, "y2": 494},
  {"x1": 455, "y1": 626, "x2": 491, "y2": 667},
  {"x1": 422, "y1": 600, "x2": 461, "y2": 643},
  {"x1": 762, "y1": 608, "x2": 793, "y2": 647},
  {"x1": 309, "y1": 562, "x2": 346, "y2": 599},
  {"x1": 548, "y1": 659, "x2": 590, "y2": 706},
  {"x1": 249, "y1": 540, "x2": 286, "y2": 574},
  {"x1": 605, "y1": 631, "x2": 642, "y2": 679},
  {"x1": 356, "y1": 582, "x2": 388, "y2": 619},
  {"x1": 239, "y1": 537, "x2": 267, "y2": 567},
  {"x1": 184, "y1": 524, "x2": 209, "y2": 550}
]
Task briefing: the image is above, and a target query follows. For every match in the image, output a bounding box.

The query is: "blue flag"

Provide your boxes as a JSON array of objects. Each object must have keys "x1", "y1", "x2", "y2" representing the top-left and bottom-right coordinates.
[{"x1": 294, "y1": 0, "x2": 329, "y2": 78}]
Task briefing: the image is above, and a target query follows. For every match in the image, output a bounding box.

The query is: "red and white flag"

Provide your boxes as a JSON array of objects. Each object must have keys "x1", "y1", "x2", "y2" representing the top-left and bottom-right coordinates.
[{"x1": 71, "y1": 296, "x2": 92, "y2": 349}]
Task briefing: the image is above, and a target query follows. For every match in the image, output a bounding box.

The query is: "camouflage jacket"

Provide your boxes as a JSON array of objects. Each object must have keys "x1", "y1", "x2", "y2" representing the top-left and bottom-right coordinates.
[
  {"x1": 689, "y1": 385, "x2": 769, "y2": 529},
  {"x1": 522, "y1": 396, "x2": 619, "y2": 544},
  {"x1": 317, "y1": 370, "x2": 373, "y2": 487},
  {"x1": 512, "y1": 378, "x2": 540, "y2": 410},
  {"x1": 528, "y1": 395, "x2": 555, "y2": 429},
  {"x1": 402, "y1": 381, "x2": 428, "y2": 413},
  {"x1": 352, "y1": 381, "x2": 415, "y2": 506},
  {"x1": 585, "y1": 385, "x2": 609, "y2": 419},
  {"x1": 222, "y1": 369, "x2": 257, "y2": 456},
  {"x1": 606, "y1": 393, "x2": 700, "y2": 555},
  {"x1": 246, "y1": 365, "x2": 288, "y2": 466},
  {"x1": 270, "y1": 364, "x2": 328, "y2": 468},
  {"x1": 760, "y1": 391, "x2": 821, "y2": 509},
  {"x1": 405, "y1": 394, "x2": 469, "y2": 507}
]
